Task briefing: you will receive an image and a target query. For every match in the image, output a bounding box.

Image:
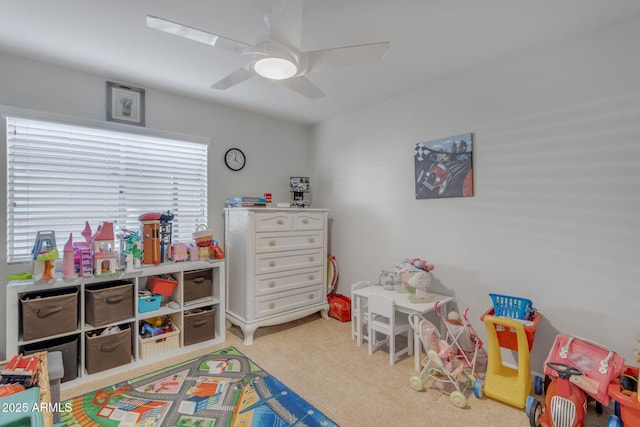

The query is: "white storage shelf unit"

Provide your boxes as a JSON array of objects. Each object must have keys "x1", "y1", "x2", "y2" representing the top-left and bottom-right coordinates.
[{"x1": 4, "y1": 260, "x2": 225, "y2": 389}]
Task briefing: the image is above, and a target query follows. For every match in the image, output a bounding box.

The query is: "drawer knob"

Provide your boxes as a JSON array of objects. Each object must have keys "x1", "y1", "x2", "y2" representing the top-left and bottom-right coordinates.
[
  {"x1": 269, "y1": 303, "x2": 276, "y2": 309},
  {"x1": 308, "y1": 275, "x2": 314, "y2": 281},
  {"x1": 308, "y1": 237, "x2": 315, "y2": 243},
  {"x1": 269, "y1": 281, "x2": 276, "y2": 288},
  {"x1": 308, "y1": 256, "x2": 315, "y2": 262},
  {"x1": 277, "y1": 219, "x2": 284, "y2": 225},
  {"x1": 269, "y1": 240, "x2": 276, "y2": 246},
  {"x1": 302, "y1": 218, "x2": 309, "y2": 224},
  {"x1": 308, "y1": 294, "x2": 314, "y2": 300},
  {"x1": 269, "y1": 261, "x2": 276, "y2": 267}
]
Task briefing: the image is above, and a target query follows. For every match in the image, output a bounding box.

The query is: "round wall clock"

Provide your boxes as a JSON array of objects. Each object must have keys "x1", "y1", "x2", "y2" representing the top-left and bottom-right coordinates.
[{"x1": 224, "y1": 148, "x2": 246, "y2": 171}]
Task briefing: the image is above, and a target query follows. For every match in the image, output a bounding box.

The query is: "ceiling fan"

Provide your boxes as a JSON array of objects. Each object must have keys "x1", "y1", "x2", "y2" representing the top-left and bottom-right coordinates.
[{"x1": 146, "y1": 0, "x2": 390, "y2": 99}]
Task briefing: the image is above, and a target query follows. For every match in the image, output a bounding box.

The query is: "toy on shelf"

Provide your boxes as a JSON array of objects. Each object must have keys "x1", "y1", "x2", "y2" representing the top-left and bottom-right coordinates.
[
  {"x1": 31, "y1": 230, "x2": 58, "y2": 282},
  {"x1": 171, "y1": 242, "x2": 188, "y2": 262},
  {"x1": 209, "y1": 240, "x2": 225, "y2": 260},
  {"x1": 192, "y1": 225, "x2": 214, "y2": 260},
  {"x1": 119, "y1": 229, "x2": 143, "y2": 272},
  {"x1": 72, "y1": 221, "x2": 94, "y2": 278},
  {"x1": 63, "y1": 233, "x2": 77, "y2": 280},
  {"x1": 92, "y1": 221, "x2": 118, "y2": 275},
  {"x1": 476, "y1": 294, "x2": 542, "y2": 409},
  {"x1": 139, "y1": 211, "x2": 174, "y2": 265}
]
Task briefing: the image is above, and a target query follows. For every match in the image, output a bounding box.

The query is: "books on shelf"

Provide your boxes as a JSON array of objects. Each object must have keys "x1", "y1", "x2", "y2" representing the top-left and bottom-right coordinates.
[{"x1": 226, "y1": 196, "x2": 267, "y2": 208}]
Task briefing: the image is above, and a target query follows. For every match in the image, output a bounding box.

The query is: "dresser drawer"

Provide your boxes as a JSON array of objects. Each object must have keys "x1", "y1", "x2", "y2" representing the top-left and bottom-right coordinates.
[
  {"x1": 255, "y1": 285, "x2": 324, "y2": 319},
  {"x1": 255, "y1": 267, "x2": 323, "y2": 296},
  {"x1": 255, "y1": 249, "x2": 323, "y2": 275},
  {"x1": 255, "y1": 231, "x2": 323, "y2": 253},
  {"x1": 293, "y1": 212, "x2": 325, "y2": 230},
  {"x1": 255, "y1": 212, "x2": 292, "y2": 232}
]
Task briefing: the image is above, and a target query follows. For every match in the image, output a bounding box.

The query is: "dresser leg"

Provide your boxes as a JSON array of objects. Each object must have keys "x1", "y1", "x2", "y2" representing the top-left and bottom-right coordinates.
[{"x1": 241, "y1": 325, "x2": 257, "y2": 345}]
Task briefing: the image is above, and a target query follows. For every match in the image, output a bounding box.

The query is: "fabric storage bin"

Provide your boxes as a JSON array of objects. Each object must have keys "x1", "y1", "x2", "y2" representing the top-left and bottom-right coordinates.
[
  {"x1": 138, "y1": 294, "x2": 162, "y2": 313},
  {"x1": 184, "y1": 307, "x2": 215, "y2": 346},
  {"x1": 85, "y1": 281, "x2": 134, "y2": 326},
  {"x1": 139, "y1": 325, "x2": 180, "y2": 358},
  {"x1": 22, "y1": 334, "x2": 79, "y2": 383},
  {"x1": 85, "y1": 325, "x2": 132, "y2": 374},
  {"x1": 184, "y1": 269, "x2": 213, "y2": 303},
  {"x1": 21, "y1": 287, "x2": 79, "y2": 341},
  {"x1": 147, "y1": 274, "x2": 178, "y2": 296}
]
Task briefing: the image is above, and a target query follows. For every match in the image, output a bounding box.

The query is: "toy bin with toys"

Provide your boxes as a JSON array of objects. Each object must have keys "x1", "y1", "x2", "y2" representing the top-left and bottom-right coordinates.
[
  {"x1": 146, "y1": 274, "x2": 178, "y2": 296},
  {"x1": 138, "y1": 316, "x2": 180, "y2": 359}
]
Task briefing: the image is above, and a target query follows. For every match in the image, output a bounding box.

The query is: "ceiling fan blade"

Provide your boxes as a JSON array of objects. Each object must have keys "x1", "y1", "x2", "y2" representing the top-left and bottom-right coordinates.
[
  {"x1": 146, "y1": 15, "x2": 252, "y2": 54},
  {"x1": 305, "y1": 42, "x2": 390, "y2": 73},
  {"x1": 268, "y1": 0, "x2": 303, "y2": 49},
  {"x1": 278, "y1": 76, "x2": 325, "y2": 99},
  {"x1": 211, "y1": 66, "x2": 254, "y2": 90}
]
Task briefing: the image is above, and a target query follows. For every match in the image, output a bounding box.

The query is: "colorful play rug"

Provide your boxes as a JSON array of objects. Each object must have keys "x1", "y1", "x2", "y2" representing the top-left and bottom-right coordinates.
[{"x1": 57, "y1": 347, "x2": 337, "y2": 427}]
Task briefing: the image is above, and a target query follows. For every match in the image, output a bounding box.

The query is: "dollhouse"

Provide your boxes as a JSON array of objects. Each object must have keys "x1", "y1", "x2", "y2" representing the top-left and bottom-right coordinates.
[{"x1": 92, "y1": 221, "x2": 118, "y2": 275}]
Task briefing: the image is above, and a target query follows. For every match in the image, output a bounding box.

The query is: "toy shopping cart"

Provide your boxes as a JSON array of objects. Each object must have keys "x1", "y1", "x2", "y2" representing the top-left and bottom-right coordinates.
[
  {"x1": 409, "y1": 317, "x2": 480, "y2": 408},
  {"x1": 476, "y1": 293, "x2": 542, "y2": 409}
]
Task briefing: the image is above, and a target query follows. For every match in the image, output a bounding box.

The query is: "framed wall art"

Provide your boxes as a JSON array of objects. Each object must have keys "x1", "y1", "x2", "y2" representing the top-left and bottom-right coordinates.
[
  {"x1": 414, "y1": 133, "x2": 473, "y2": 199},
  {"x1": 106, "y1": 81, "x2": 145, "y2": 126}
]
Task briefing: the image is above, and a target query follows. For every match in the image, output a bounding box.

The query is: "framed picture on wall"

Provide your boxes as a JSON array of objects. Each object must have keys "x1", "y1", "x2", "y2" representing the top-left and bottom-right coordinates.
[
  {"x1": 106, "y1": 81, "x2": 145, "y2": 126},
  {"x1": 414, "y1": 133, "x2": 473, "y2": 199}
]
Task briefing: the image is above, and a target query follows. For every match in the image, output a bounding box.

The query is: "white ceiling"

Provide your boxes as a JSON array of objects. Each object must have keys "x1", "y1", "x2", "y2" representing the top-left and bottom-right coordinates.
[{"x1": 2, "y1": 0, "x2": 640, "y2": 125}]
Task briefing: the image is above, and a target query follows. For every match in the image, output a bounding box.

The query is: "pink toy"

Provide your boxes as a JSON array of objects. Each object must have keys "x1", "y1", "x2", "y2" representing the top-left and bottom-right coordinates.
[
  {"x1": 171, "y1": 242, "x2": 188, "y2": 262},
  {"x1": 187, "y1": 244, "x2": 199, "y2": 261},
  {"x1": 92, "y1": 221, "x2": 118, "y2": 275},
  {"x1": 408, "y1": 257, "x2": 435, "y2": 272},
  {"x1": 63, "y1": 233, "x2": 77, "y2": 279}
]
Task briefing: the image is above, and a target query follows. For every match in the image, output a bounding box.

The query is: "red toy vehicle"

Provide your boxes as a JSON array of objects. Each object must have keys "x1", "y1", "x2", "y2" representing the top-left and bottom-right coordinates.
[{"x1": 527, "y1": 362, "x2": 588, "y2": 427}]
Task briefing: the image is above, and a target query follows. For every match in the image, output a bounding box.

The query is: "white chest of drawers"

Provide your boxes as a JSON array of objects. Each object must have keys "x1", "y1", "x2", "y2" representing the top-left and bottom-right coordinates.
[{"x1": 224, "y1": 208, "x2": 330, "y2": 344}]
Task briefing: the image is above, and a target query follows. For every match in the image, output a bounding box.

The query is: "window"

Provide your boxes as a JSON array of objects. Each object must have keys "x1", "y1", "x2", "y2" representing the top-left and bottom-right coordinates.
[{"x1": 6, "y1": 116, "x2": 208, "y2": 262}]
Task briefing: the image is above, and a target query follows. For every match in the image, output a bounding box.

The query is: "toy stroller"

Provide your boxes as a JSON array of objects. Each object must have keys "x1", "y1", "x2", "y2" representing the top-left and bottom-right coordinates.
[
  {"x1": 434, "y1": 301, "x2": 487, "y2": 379},
  {"x1": 409, "y1": 317, "x2": 480, "y2": 408}
]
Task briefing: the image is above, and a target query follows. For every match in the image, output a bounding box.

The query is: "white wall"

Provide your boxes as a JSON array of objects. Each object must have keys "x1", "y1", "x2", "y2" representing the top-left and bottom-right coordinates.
[{"x1": 312, "y1": 16, "x2": 640, "y2": 367}]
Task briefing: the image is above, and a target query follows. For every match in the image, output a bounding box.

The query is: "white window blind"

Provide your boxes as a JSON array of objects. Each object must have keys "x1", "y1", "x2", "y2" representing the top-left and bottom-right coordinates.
[{"x1": 6, "y1": 116, "x2": 208, "y2": 262}]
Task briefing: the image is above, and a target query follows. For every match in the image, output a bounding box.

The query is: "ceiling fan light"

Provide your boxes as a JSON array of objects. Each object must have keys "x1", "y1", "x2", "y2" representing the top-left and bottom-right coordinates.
[{"x1": 254, "y1": 57, "x2": 297, "y2": 80}]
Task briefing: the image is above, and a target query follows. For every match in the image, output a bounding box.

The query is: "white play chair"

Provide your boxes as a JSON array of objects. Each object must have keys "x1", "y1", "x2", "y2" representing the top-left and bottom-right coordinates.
[
  {"x1": 351, "y1": 280, "x2": 371, "y2": 345},
  {"x1": 368, "y1": 293, "x2": 413, "y2": 365}
]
